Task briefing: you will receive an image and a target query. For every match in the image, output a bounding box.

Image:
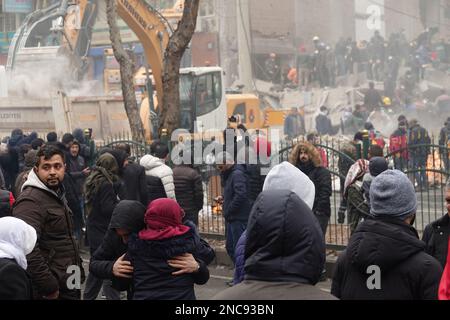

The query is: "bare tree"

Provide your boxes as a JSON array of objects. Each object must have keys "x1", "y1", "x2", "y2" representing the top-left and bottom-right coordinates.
[
  {"x1": 159, "y1": 0, "x2": 200, "y2": 136},
  {"x1": 106, "y1": 0, "x2": 145, "y2": 142}
]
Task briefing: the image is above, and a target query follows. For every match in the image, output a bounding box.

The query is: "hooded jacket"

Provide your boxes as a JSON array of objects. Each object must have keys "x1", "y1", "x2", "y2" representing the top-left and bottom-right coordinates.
[
  {"x1": 89, "y1": 200, "x2": 146, "y2": 292},
  {"x1": 213, "y1": 190, "x2": 335, "y2": 300},
  {"x1": 233, "y1": 162, "x2": 316, "y2": 284},
  {"x1": 331, "y1": 218, "x2": 443, "y2": 299},
  {"x1": 140, "y1": 154, "x2": 176, "y2": 201},
  {"x1": 127, "y1": 224, "x2": 215, "y2": 300},
  {"x1": 12, "y1": 169, "x2": 83, "y2": 299}
]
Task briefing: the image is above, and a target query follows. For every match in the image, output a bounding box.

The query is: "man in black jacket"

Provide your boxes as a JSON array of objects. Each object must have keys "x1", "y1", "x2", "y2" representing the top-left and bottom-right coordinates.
[
  {"x1": 216, "y1": 151, "x2": 251, "y2": 263},
  {"x1": 332, "y1": 170, "x2": 443, "y2": 299},
  {"x1": 423, "y1": 178, "x2": 450, "y2": 269},
  {"x1": 290, "y1": 142, "x2": 332, "y2": 235},
  {"x1": 173, "y1": 160, "x2": 203, "y2": 226},
  {"x1": 89, "y1": 200, "x2": 214, "y2": 299}
]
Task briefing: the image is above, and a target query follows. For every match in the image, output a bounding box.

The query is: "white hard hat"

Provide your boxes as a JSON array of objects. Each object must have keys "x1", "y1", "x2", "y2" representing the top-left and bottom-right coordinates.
[{"x1": 313, "y1": 36, "x2": 320, "y2": 41}]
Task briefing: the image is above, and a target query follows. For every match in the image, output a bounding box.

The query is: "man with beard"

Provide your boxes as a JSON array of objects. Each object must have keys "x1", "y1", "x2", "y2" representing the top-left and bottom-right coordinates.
[
  {"x1": 289, "y1": 142, "x2": 332, "y2": 235},
  {"x1": 289, "y1": 142, "x2": 331, "y2": 281},
  {"x1": 13, "y1": 145, "x2": 84, "y2": 299}
]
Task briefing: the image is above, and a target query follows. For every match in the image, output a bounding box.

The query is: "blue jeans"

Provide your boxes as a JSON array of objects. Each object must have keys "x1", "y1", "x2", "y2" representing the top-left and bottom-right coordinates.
[{"x1": 225, "y1": 221, "x2": 247, "y2": 264}]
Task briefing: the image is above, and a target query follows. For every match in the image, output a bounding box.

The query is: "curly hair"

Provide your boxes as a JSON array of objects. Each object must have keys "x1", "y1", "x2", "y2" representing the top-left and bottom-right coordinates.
[{"x1": 289, "y1": 141, "x2": 322, "y2": 167}]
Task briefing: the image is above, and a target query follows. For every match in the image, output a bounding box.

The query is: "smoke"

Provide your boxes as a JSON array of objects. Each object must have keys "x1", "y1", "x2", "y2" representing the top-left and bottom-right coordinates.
[{"x1": 7, "y1": 55, "x2": 101, "y2": 98}]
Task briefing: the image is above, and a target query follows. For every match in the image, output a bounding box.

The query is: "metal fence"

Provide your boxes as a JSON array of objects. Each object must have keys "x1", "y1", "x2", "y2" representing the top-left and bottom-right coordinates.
[
  {"x1": 96, "y1": 133, "x2": 450, "y2": 249},
  {"x1": 279, "y1": 136, "x2": 450, "y2": 250}
]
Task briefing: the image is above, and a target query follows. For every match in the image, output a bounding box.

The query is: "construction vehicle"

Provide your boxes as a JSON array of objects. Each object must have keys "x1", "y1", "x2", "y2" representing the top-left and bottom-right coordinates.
[
  {"x1": 5, "y1": 0, "x2": 288, "y2": 143},
  {"x1": 6, "y1": 0, "x2": 230, "y2": 141}
]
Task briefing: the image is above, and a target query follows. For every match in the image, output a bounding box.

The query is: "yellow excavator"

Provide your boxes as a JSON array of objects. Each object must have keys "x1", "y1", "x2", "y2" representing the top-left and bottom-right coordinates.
[{"x1": 7, "y1": 0, "x2": 285, "y2": 141}]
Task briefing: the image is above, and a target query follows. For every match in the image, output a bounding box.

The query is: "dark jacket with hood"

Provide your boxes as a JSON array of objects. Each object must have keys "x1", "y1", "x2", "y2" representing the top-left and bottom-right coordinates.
[
  {"x1": 121, "y1": 162, "x2": 148, "y2": 206},
  {"x1": 12, "y1": 169, "x2": 83, "y2": 299},
  {"x1": 89, "y1": 200, "x2": 146, "y2": 291},
  {"x1": 297, "y1": 161, "x2": 332, "y2": 217},
  {"x1": 331, "y1": 218, "x2": 443, "y2": 300},
  {"x1": 85, "y1": 153, "x2": 120, "y2": 252},
  {"x1": 221, "y1": 164, "x2": 252, "y2": 222},
  {"x1": 213, "y1": 190, "x2": 336, "y2": 300},
  {"x1": 0, "y1": 258, "x2": 33, "y2": 300},
  {"x1": 422, "y1": 213, "x2": 450, "y2": 269},
  {"x1": 127, "y1": 226, "x2": 215, "y2": 300},
  {"x1": 173, "y1": 165, "x2": 203, "y2": 225}
]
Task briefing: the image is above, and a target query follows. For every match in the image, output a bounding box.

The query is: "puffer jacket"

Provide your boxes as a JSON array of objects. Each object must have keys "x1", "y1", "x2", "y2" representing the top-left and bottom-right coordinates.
[
  {"x1": 213, "y1": 190, "x2": 334, "y2": 300},
  {"x1": 127, "y1": 227, "x2": 215, "y2": 300},
  {"x1": 423, "y1": 214, "x2": 450, "y2": 269},
  {"x1": 140, "y1": 155, "x2": 176, "y2": 200},
  {"x1": 12, "y1": 169, "x2": 83, "y2": 299},
  {"x1": 331, "y1": 218, "x2": 443, "y2": 300},
  {"x1": 173, "y1": 165, "x2": 203, "y2": 225},
  {"x1": 221, "y1": 164, "x2": 252, "y2": 222}
]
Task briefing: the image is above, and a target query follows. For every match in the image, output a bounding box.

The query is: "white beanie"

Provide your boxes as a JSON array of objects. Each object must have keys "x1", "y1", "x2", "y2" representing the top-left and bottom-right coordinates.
[{"x1": 263, "y1": 161, "x2": 315, "y2": 209}]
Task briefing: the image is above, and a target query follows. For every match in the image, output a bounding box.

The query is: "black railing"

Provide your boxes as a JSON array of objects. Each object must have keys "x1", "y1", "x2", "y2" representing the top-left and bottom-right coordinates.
[{"x1": 96, "y1": 134, "x2": 450, "y2": 250}]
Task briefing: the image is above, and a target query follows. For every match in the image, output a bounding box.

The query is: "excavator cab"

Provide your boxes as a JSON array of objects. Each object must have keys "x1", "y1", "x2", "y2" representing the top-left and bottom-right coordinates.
[{"x1": 7, "y1": 0, "x2": 97, "y2": 84}]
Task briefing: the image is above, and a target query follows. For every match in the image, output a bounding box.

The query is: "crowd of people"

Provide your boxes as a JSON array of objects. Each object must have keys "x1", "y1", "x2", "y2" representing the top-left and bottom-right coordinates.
[{"x1": 0, "y1": 118, "x2": 450, "y2": 300}]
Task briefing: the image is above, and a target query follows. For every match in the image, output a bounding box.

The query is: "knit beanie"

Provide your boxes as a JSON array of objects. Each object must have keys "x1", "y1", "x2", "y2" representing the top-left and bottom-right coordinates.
[
  {"x1": 369, "y1": 157, "x2": 388, "y2": 177},
  {"x1": 370, "y1": 170, "x2": 417, "y2": 219}
]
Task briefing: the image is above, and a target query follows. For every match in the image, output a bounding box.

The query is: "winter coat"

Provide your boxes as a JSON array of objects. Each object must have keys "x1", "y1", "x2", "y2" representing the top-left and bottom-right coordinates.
[
  {"x1": 0, "y1": 146, "x2": 19, "y2": 191},
  {"x1": 213, "y1": 190, "x2": 335, "y2": 300},
  {"x1": 89, "y1": 200, "x2": 146, "y2": 293},
  {"x1": 173, "y1": 165, "x2": 203, "y2": 225},
  {"x1": 140, "y1": 155, "x2": 176, "y2": 200},
  {"x1": 423, "y1": 214, "x2": 450, "y2": 269},
  {"x1": 221, "y1": 165, "x2": 252, "y2": 222},
  {"x1": 127, "y1": 227, "x2": 215, "y2": 300},
  {"x1": 86, "y1": 181, "x2": 119, "y2": 252},
  {"x1": 346, "y1": 181, "x2": 369, "y2": 234},
  {"x1": 233, "y1": 230, "x2": 247, "y2": 285},
  {"x1": 331, "y1": 218, "x2": 443, "y2": 300},
  {"x1": 297, "y1": 162, "x2": 332, "y2": 217},
  {"x1": 67, "y1": 154, "x2": 86, "y2": 197},
  {"x1": 0, "y1": 165, "x2": 5, "y2": 190},
  {"x1": 0, "y1": 189, "x2": 12, "y2": 218},
  {"x1": 409, "y1": 124, "x2": 431, "y2": 160},
  {"x1": 315, "y1": 113, "x2": 334, "y2": 136},
  {"x1": 389, "y1": 128, "x2": 409, "y2": 160},
  {"x1": 118, "y1": 162, "x2": 148, "y2": 206},
  {"x1": 12, "y1": 169, "x2": 83, "y2": 299},
  {"x1": 0, "y1": 258, "x2": 32, "y2": 300},
  {"x1": 245, "y1": 164, "x2": 266, "y2": 205}
]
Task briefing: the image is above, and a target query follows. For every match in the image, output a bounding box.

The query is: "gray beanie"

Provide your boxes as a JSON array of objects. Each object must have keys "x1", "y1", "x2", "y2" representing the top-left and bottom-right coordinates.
[{"x1": 370, "y1": 169, "x2": 417, "y2": 219}]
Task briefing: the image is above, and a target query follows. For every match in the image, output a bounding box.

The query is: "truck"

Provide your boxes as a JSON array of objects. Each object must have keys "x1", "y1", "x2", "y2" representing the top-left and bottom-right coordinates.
[{"x1": 2, "y1": 0, "x2": 289, "y2": 143}]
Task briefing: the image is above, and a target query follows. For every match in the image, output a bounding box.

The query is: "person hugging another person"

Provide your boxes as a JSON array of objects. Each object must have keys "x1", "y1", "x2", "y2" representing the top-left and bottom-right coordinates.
[{"x1": 127, "y1": 198, "x2": 215, "y2": 300}]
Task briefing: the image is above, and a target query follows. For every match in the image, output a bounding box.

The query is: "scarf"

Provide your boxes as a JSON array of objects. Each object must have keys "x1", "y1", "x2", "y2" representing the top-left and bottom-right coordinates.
[
  {"x1": 84, "y1": 153, "x2": 119, "y2": 214},
  {"x1": 343, "y1": 159, "x2": 369, "y2": 197},
  {"x1": 139, "y1": 198, "x2": 190, "y2": 241}
]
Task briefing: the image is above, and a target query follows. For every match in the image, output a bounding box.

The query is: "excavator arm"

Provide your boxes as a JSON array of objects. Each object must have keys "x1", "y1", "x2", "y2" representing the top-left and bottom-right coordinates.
[{"x1": 116, "y1": 0, "x2": 174, "y2": 108}]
